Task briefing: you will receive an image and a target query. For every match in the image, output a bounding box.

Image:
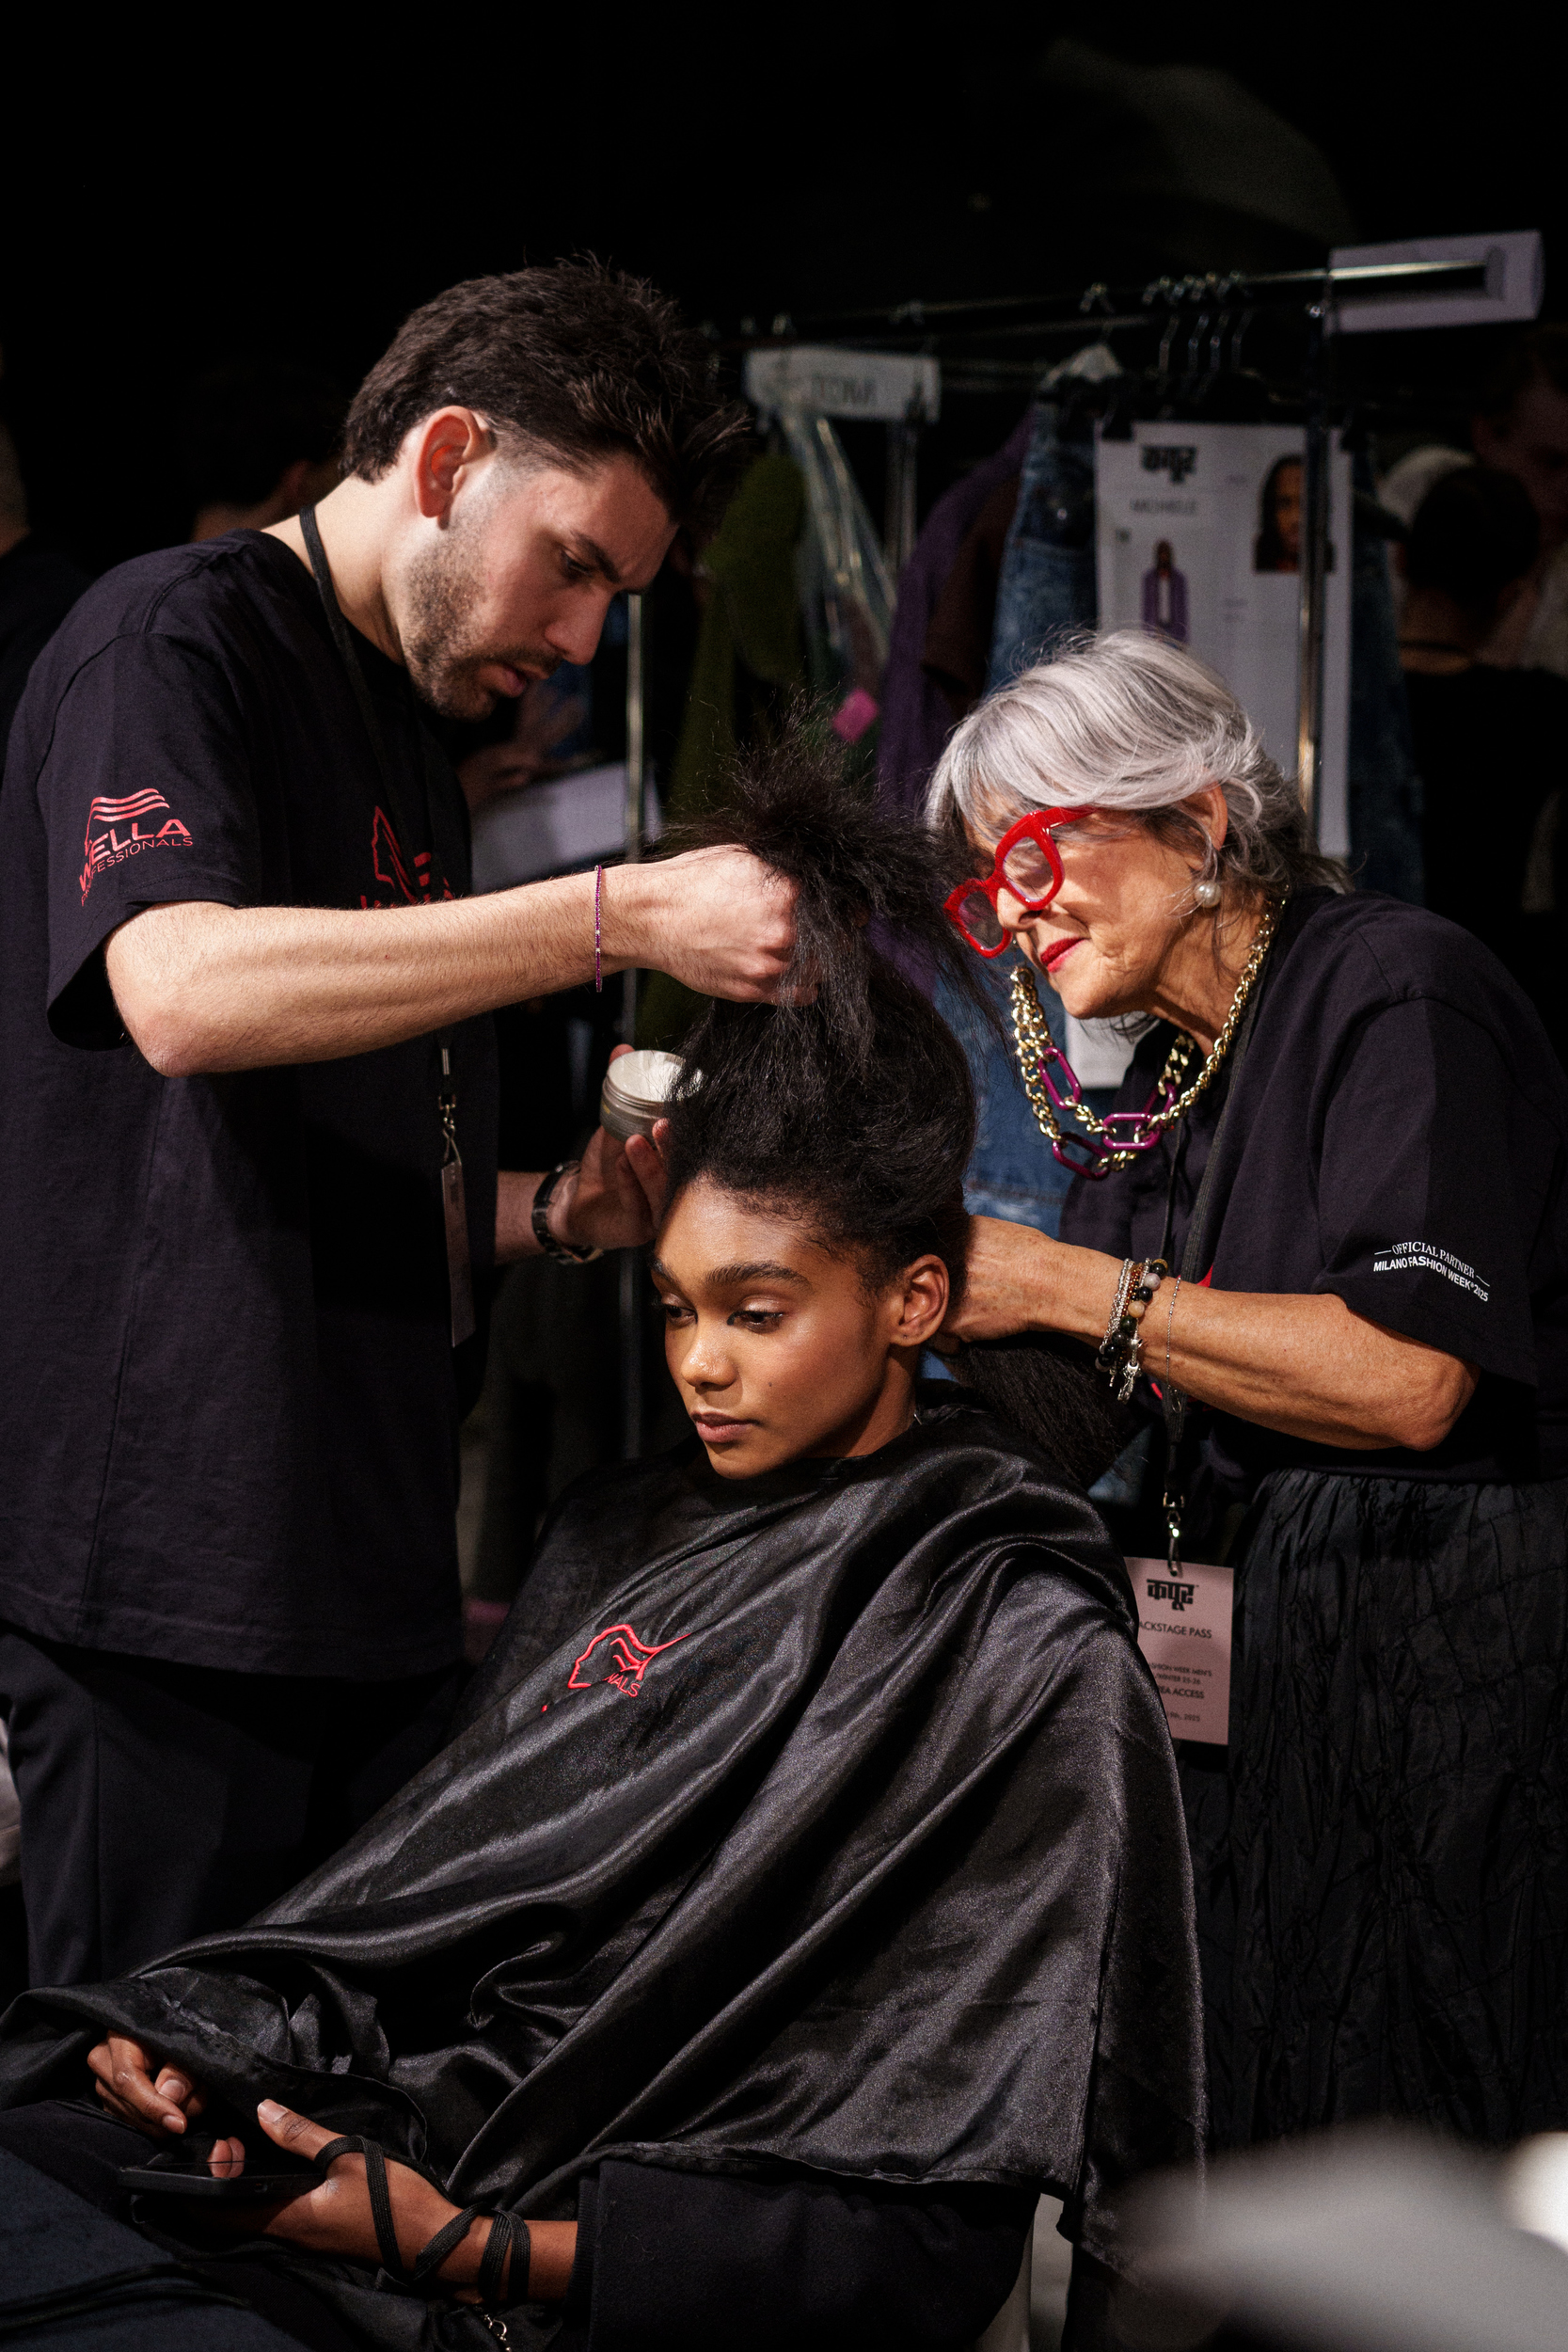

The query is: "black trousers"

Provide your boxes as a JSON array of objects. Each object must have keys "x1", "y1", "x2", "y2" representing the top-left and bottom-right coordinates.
[
  {"x1": 0, "y1": 2101, "x2": 361, "y2": 2350},
  {"x1": 0, "y1": 1629, "x2": 462, "y2": 1987}
]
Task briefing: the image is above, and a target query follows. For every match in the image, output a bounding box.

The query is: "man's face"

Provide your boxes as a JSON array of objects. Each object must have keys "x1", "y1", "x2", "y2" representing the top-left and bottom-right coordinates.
[
  {"x1": 1474, "y1": 378, "x2": 1568, "y2": 551},
  {"x1": 397, "y1": 452, "x2": 676, "y2": 720}
]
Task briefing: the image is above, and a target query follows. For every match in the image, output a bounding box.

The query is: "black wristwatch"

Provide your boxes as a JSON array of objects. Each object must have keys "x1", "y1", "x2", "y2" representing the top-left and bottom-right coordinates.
[{"x1": 532, "y1": 1161, "x2": 603, "y2": 1265}]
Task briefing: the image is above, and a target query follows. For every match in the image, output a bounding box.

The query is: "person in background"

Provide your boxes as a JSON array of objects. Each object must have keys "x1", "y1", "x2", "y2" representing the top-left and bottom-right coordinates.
[
  {"x1": 1399, "y1": 466, "x2": 1568, "y2": 1054},
  {"x1": 1382, "y1": 325, "x2": 1568, "y2": 677},
  {"x1": 182, "y1": 358, "x2": 346, "y2": 543},
  {"x1": 0, "y1": 418, "x2": 89, "y2": 759}
]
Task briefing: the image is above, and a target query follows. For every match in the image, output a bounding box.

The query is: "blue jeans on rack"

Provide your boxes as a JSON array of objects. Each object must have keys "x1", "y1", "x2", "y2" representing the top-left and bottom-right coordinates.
[{"x1": 988, "y1": 401, "x2": 1099, "y2": 688}]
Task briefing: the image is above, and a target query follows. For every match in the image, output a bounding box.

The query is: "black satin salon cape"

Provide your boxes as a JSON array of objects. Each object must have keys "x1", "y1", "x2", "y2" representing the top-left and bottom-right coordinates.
[{"x1": 0, "y1": 1394, "x2": 1203, "y2": 2347}]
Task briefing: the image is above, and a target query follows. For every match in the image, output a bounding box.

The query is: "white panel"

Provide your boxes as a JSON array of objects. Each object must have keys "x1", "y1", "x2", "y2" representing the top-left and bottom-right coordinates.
[{"x1": 1330, "y1": 230, "x2": 1543, "y2": 335}]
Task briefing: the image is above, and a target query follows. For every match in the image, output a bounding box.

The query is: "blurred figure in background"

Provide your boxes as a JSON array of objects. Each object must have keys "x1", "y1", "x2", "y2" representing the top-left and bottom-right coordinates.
[
  {"x1": 181, "y1": 358, "x2": 345, "y2": 542},
  {"x1": 1400, "y1": 467, "x2": 1568, "y2": 1054},
  {"x1": 1383, "y1": 325, "x2": 1568, "y2": 677},
  {"x1": 0, "y1": 418, "x2": 88, "y2": 761}
]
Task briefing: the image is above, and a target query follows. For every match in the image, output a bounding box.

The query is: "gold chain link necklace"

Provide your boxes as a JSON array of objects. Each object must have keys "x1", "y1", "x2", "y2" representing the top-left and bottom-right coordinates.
[{"x1": 1009, "y1": 901, "x2": 1280, "y2": 1178}]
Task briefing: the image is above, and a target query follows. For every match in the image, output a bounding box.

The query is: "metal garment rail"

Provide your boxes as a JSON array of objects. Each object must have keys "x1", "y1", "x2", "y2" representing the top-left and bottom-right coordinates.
[{"x1": 732, "y1": 254, "x2": 1495, "y2": 841}]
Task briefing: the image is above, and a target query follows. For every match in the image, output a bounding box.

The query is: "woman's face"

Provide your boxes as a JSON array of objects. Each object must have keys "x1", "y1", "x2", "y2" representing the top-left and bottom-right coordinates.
[
  {"x1": 653, "y1": 1178, "x2": 947, "y2": 1479},
  {"x1": 967, "y1": 786, "x2": 1228, "y2": 1023}
]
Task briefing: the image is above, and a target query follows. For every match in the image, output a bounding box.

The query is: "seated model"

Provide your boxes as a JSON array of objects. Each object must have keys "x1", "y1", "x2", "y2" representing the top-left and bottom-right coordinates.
[{"x1": 0, "y1": 743, "x2": 1202, "y2": 2352}]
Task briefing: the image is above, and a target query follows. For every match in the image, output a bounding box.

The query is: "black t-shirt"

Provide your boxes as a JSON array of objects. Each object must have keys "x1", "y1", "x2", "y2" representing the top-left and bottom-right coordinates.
[
  {"x1": 0, "y1": 531, "x2": 497, "y2": 1677},
  {"x1": 0, "y1": 534, "x2": 90, "y2": 763},
  {"x1": 1060, "y1": 889, "x2": 1568, "y2": 1509}
]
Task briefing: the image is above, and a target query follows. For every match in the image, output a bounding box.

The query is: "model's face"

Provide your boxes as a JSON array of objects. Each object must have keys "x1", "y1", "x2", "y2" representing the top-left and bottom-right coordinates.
[
  {"x1": 963, "y1": 790, "x2": 1224, "y2": 1022},
  {"x1": 652, "y1": 1179, "x2": 947, "y2": 1480},
  {"x1": 397, "y1": 452, "x2": 674, "y2": 720},
  {"x1": 1475, "y1": 380, "x2": 1568, "y2": 549}
]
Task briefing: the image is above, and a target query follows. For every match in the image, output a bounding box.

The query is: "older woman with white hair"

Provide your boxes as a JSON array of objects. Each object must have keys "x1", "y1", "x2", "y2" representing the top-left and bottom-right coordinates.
[{"x1": 932, "y1": 628, "x2": 1568, "y2": 2153}]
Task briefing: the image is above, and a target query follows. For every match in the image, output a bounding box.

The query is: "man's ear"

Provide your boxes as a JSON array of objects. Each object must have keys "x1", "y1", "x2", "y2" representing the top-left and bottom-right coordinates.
[
  {"x1": 410, "y1": 408, "x2": 492, "y2": 522},
  {"x1": 894, "y1": 1255, "x2": 949, "y2": 1349}
]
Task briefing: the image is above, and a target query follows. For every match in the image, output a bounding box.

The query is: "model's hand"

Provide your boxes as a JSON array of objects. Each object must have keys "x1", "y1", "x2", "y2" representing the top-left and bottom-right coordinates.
[
  {"x1": 87, "y1": 2034, "x2": 207, "y2": 2137},
  {"x1": 208, "y1": 2101, "x2": 577, "y2": 2298},
  {"x1": 609, "y1": 847, "x2": 805, "y2": 1003}
]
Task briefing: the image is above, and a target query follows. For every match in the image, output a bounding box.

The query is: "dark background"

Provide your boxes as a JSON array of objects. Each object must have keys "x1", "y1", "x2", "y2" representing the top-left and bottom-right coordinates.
[{"x1": 3, "y1": 8, "x2": 1561, "y2": 571}]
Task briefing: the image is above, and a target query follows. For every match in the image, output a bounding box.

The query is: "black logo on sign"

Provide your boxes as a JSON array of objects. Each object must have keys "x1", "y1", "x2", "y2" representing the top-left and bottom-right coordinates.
[
  {"x1": 1147, "y1": 1578, "x2": 1196, "y2": 1613},
  {"x1": 1141, "y1": 446, "x2": 1198, "y2": 485}
]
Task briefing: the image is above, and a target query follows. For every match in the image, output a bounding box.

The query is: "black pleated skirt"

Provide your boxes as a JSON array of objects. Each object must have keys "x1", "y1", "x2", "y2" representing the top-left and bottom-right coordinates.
[{"x1": 1182, "y1": 1467, "x2": 1568, "y2": 2147}]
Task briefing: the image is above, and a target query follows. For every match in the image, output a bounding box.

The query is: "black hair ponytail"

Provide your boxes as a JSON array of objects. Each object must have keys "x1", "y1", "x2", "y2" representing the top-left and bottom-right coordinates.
[{"x1": 657, "y1": 713, "x2": 1129, "y2": 1491}]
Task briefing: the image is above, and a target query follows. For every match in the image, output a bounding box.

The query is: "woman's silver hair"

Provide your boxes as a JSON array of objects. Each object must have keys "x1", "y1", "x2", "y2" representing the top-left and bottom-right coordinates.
[{"x1": 927, "y1": 628, "x2": 1350, "y2": 903}]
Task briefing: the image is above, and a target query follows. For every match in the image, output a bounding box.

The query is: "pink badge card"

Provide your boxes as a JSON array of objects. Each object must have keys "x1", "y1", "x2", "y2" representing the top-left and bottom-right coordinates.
[{"x1": 1128, "y1": 1556, "x2": 1233, "y2": 1746}]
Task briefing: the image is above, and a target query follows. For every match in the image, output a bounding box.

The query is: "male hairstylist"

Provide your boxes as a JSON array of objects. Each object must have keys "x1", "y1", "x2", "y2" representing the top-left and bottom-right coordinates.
[{"x1": 0, "y1": 263, "x2": 792, "y2": 1986}]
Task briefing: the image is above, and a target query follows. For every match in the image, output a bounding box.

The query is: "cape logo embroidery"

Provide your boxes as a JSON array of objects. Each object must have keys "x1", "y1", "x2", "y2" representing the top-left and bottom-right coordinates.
[{"x1": 568, "y1": 1624, "x2": 688, "y2": 1699}]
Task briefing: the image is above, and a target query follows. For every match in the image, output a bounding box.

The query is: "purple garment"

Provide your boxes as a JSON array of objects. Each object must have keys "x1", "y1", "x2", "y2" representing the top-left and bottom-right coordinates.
[
  {"x1": 876, "y1": 414, "x2": 1032, "y2": 819},
  {"x1": 1140, "y1": 564, "x2": 1189, "y2": 642}
]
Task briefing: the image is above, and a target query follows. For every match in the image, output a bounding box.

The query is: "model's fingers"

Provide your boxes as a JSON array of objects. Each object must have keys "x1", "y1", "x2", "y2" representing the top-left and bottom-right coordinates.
[
  {"x1": 256, "y1": 2097, "x2": 336, "y2": 2162},
  {"x1": 89, "y1": 2037, "x2": 187, "y2": 2133},
  {"x1": 208, "y1": 2137, "x2": 246, "y2": 2178}
]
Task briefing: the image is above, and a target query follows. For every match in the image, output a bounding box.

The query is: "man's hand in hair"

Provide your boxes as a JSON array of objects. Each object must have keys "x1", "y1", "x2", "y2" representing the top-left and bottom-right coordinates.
[{"x1": 87, "y1": 2033, "x2": 207, "y2": 2137}]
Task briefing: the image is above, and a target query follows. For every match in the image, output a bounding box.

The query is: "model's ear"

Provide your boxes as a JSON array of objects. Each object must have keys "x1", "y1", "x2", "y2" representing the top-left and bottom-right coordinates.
[
  {"x1": 893, "y1": 1255, "x2": 949, "y2": 1350},
  {"x1": 409, "y1": 408, "x2": 492, "y2": 521}
]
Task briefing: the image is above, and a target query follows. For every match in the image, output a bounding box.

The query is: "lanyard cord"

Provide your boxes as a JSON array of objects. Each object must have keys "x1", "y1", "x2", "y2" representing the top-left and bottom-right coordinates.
[
  {"x1": 295, "y1": 508, "x2": 473, "y2": 1344},
  {"x1": 297, "y1": 505, "x2": 446, "y2": 901}
]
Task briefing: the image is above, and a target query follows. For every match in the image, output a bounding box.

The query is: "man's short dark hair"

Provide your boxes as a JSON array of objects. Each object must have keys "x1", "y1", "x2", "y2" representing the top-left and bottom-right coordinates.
[
  {"x1": 341, "y1": 262, "x2": 748, "y2": 530},
  {"x1": 1476, "y1": 324, "x2": 1568, "y2": 429},
  {"x1": 1407, "y1": 467, "x2": 1539, "y2": 620}
]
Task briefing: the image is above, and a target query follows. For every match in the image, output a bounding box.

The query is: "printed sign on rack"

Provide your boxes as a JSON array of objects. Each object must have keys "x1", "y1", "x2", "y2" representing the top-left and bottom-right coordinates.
[
  {"x1": 1095, "y1": 422, "x2": 1352, "y2": 854},
  {"x1": 1129, "y1": 1555, "x2": 1233, "y2": 1746},
  {"x1": 744, "y1": 345, "x2": 941, "y2": 425}
]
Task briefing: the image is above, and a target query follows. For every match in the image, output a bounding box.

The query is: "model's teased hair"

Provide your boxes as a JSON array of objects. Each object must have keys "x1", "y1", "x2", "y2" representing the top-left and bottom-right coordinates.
[
  {"x1": 928, "y1": 628, "x2": 1348, "y2": 906},
  {"x1": 658, "y1": 720, "x2": 1128, "y2": 1488},
  {"x1": 341, "y1": 261, "x2": 749, "y2": 530}
]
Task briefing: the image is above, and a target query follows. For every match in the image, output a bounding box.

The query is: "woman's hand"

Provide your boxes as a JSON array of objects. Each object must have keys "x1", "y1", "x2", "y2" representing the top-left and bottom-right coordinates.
[
  {"x1": 87, "y1": 2035, "x2": 207, "y2": 2137},
  {"x1": 942, "y1": 1217, "x2": 1121, "y2": 1346}
]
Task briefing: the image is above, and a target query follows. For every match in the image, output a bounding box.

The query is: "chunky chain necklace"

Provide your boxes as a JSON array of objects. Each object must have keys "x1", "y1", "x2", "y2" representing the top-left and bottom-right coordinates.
[{"x1": 1009, "y1": 901, "x2": 1280, "y2": 1179}]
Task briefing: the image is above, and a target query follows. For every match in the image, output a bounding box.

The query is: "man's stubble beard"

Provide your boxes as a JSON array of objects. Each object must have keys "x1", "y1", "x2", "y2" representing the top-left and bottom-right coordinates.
[{"x1": 400, "y1": 521, "x2": 560, "y2": 722}]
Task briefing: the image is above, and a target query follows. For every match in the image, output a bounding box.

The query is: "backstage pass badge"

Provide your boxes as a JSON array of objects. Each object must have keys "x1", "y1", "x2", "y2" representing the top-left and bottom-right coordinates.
[{"x1": 1129, "y1": 1557, "x2": 1232, "y2": 1745}]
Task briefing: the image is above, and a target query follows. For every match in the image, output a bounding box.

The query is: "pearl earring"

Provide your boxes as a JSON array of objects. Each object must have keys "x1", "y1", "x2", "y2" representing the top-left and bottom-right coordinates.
[{"x1": 1193, "y1": 877, "x2": 1222, "y2": 909}]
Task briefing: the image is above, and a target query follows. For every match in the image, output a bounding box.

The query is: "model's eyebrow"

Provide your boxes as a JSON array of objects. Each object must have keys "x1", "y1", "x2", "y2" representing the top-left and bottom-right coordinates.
[
  {"x1": 568, "y1": 534, "x2": 622, "y2": 586},
  {"x1": 704, "y1": 1260, "x2": 809, "y2": 1288}
]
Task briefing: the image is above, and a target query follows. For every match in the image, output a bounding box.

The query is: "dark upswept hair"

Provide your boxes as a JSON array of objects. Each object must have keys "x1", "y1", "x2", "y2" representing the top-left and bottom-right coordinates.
[
  {"x1": 1408, "y1": 467, "x2": 1538, "y2": 624},
  {"x1": 657, "y1": 721, "x2": 1129, "y2": 1489},
  {"x1": 341, "y1": 261, "x2": 749, "y2": 530}
]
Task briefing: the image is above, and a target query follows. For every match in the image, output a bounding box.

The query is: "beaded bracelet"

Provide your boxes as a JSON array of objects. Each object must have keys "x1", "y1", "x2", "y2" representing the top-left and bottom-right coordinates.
[{"x1": 1096, "y1": 1256, "x2": 1169, "y2": 1403}]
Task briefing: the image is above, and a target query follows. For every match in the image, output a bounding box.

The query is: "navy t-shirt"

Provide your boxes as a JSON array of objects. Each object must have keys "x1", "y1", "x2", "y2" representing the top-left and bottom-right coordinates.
[
  {"x1": 0, "y1": 531, "x2": 497, "y2": 1677},
  {"x1": 1059, "y1": 889, "x2": 1568, "y2": 1506}
]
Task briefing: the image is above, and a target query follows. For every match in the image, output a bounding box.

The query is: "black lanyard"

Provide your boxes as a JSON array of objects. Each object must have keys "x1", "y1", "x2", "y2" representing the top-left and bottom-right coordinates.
[{"x1": 297, "y1": 508, "x2": 474, "y2": 1348}]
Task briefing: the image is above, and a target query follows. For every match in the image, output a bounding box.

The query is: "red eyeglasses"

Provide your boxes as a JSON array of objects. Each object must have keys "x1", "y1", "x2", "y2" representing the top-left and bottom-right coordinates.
[{"x1": 943, "y1": 807, "x2": 1091, "y2": 956}]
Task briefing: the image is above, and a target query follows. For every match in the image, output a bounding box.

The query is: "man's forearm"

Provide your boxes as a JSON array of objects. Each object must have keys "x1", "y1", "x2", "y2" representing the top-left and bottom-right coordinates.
[
  {"x1": 104, "y1": 842, "x2": 799, "y2": 1078},
  {"x1": 105, "y1": 876, "x2": 606, "y2": 1076}
]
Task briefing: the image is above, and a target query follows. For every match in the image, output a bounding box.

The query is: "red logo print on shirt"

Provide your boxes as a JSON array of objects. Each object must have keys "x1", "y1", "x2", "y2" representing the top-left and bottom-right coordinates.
[
  {"x1": 568, "y1": 1624, "x2": 688, "y2": 1699},
  {"x1": 360, "y1": 806, "x2": 453, "y2": 910},
  {"x1": 79, "y1": 790, "x2": 194, "y2": 903}
]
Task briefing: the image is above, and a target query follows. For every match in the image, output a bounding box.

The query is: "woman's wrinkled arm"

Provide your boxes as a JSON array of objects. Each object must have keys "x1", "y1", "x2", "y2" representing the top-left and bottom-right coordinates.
[{"x1": 944, "y1": 1217, "x2": 1477, "y2": 1453}]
